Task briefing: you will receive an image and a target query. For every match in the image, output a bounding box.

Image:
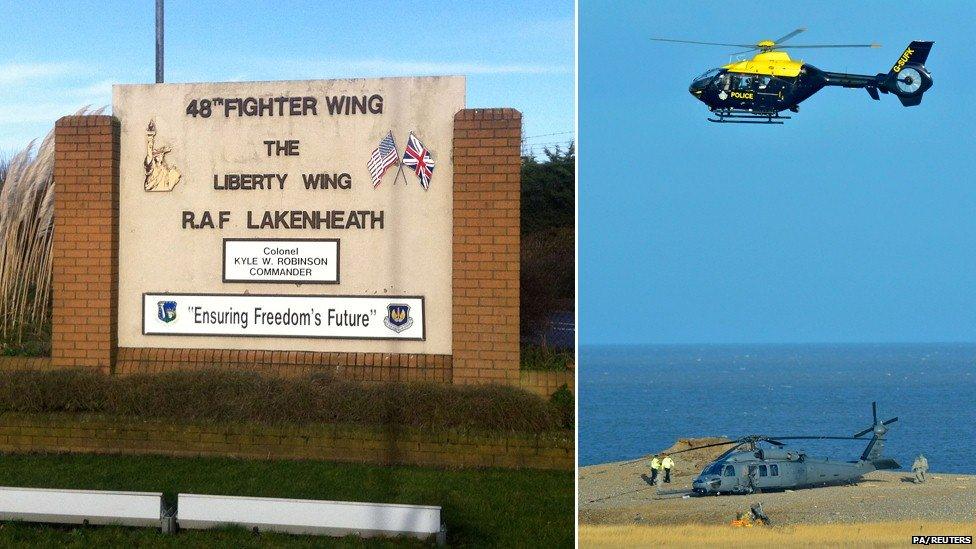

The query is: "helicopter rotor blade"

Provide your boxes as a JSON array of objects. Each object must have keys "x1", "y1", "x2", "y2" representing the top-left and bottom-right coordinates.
[
  {"x1": 772, "y1": 27, "x2": 806, "y2": 45},
  {"x1": 774, "y1": 44, "x2": 882, "y2": 49},
  {"x1": 620, "y1": 424, "x2": 896, "y2": 466},
  {"x1": 728, "y1": 47, "x2": 760, "y2": 57},
  {"x1": 769, "y1": 436, "x2": 869, "y2": 441},
  {"x1": 650, "y1": 38, "x2": 755, "y2": 48},
  {"x1": 666, "y1": 439, "x2": 743, "y2": 455},
  {"x1": 615, "y1": 439, "x2": 743, "y2": 464}
]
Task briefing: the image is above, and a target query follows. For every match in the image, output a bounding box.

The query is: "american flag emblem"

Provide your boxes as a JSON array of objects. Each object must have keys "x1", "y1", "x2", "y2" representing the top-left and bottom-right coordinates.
[
  {"x1": 402, "y1": 133, "x2": 435, "y2": 190},
  {"x1": 367, "y1": 131, "x2": 399, "y2": 188}
]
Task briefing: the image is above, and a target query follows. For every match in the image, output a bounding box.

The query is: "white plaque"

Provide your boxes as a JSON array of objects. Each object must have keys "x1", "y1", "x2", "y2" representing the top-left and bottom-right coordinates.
[
  {"x1": 144, "y1": 293, "x2": 424, "y2": 340},
  {"x1": 223, "y1": 239, "x2": 339, "y2": 283}
]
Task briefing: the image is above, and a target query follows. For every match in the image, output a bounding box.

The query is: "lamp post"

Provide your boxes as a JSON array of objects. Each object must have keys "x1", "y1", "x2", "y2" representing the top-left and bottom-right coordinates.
[{"x1": 155, "y1": 0, "x2": 164, "y2": 83}]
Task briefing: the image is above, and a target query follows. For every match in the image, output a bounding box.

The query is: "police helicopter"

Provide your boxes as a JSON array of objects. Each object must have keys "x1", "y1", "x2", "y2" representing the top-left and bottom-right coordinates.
[
  {"x1": 674, "y1": 402, "x2": 899, "y2": 495},
  {"x1": 652, "y1": 29, "x2": 934, "y2": 123}
]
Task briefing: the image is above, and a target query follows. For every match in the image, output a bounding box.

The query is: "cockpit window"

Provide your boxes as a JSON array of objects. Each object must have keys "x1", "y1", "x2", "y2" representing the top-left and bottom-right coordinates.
[
  {"x1": 723, "y1": 465, "x2": 735, "y2": 477},
  {"x1": 732, "y1": 74, "x2": 754, "y2": 91},
  {"x1": 701, "y1": 462, "x2": 724, "y2": 476},
  {"x1": 692, "y1": 68, "x2": 722, "y2": 84}
]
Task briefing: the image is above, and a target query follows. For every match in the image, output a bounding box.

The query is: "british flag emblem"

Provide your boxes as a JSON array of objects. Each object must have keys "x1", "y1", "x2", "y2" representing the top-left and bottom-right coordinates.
[{"x1": 402, "y1": 133, "x2": 435, "y2": 190}]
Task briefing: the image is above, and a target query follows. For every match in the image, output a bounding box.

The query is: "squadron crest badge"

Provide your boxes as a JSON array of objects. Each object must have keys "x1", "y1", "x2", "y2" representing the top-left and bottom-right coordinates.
[
  {"x1": 383, "y1": 303, "x2": 414, "y2": 333},
  {"x1": 144, "y1": 120, "x2": 182, "y2": 192},
  {"x1": 157, "y1": 300, "x2": 177, "y2": 323}
]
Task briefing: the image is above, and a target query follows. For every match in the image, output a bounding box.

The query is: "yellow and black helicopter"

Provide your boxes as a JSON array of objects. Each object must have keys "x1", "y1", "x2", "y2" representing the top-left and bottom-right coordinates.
[{"x1": 653, "y1": 29, "x2": 934, "y2": 124}]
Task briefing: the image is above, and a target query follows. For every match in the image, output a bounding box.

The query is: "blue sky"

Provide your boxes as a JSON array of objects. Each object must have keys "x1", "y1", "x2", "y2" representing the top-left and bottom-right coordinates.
[
  {"x1": 0, "y1": 0, "x2": 573, "y2": 154},
  {"x1": 580, "y1": 1, "x2": 976, "y2": 345}
]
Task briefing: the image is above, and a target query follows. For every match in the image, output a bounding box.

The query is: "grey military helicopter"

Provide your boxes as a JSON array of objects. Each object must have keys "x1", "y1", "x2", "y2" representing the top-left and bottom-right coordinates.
[{"x1": 680, "y1": 402, "x2": 899, "y2": 495}]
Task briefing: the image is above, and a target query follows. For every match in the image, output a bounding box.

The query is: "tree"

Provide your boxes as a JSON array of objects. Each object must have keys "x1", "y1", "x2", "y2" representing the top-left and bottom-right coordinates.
[
  {"x1": 520, "y1": 144, "x2": 575, "y2": 343},
  {"x1": 521, "y1": 144, "x2": 575, "y2": 234}
]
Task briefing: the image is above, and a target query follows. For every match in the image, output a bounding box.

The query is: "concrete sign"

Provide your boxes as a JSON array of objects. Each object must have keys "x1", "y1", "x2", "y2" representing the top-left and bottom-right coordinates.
[{"x1": 113, "y1": 77, "x2": 464, "y2": 354}]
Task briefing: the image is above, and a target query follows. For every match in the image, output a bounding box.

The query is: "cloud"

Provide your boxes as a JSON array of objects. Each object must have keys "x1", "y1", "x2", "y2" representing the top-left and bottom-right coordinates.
[
  {"x1": 0, "y1": 102, "x2": 95, "y2": 125},
  {"x1": 0, "y1": 62, "x2": 84, "y2": 86},
  {"x1": 0, "y1": 70, "x2": 111, "y2": 130},
  {"x1": 65, "y1": 79, "x2": 115, "y2": 99}
]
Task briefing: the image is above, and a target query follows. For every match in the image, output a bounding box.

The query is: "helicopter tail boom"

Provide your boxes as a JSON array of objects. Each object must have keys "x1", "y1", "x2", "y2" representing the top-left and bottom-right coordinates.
[
  {"x1": 869, "y1": 458, "x2": 900, "y2": 471},
  {"x1": 815, "y1": 41, "x2": 934, "y2": 107}
]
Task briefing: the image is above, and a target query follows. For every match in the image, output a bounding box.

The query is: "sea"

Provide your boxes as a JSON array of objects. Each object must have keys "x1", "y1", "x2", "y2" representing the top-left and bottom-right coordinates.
[{"x1": 579, "y1": 344, "x2": 976, "y2": 474}]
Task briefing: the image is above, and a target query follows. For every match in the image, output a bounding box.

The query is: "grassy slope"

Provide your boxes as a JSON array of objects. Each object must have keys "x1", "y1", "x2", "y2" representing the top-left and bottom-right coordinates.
[
  {"x1": 0, "y1": 453, "x2": 572, "y2": 547},
  {"x1": 580, "y1": 522, "x2": 974, "y2": 548}
]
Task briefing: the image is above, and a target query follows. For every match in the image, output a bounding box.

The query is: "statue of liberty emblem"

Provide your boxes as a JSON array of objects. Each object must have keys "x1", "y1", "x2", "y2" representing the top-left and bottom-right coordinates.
[{"x1": 144, "y1": 120, "x2": 181, "y2": 192}]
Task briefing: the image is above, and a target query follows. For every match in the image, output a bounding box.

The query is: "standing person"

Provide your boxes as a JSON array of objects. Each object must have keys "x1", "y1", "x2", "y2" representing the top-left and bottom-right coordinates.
[
  {"x1": 912, "y1": 454, "x2": 929, "y2": 483},
  {"x1": 745, "y1": 465, "x2": 758, "y2": 493},
  {"x1": 662, "y1": 454, "x2": 675, "y2": 483},
  {"x1": 650, "y1": 454, "x2": 662, "y2": 485}
]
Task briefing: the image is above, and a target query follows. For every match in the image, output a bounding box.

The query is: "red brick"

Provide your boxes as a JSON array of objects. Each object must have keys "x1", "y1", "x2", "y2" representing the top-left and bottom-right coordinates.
[
  {"x1": 452, "y1": 109, "x2": 522, "y2": 384},
  {"x1": 52, "y1": 116, "x2": 119, "y2": 373}
]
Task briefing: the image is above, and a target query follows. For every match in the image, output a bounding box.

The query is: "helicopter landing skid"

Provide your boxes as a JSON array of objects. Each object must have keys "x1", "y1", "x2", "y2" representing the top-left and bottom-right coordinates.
[{"x1": 707, "y1": 109, "x2": 791, "y2": 124}]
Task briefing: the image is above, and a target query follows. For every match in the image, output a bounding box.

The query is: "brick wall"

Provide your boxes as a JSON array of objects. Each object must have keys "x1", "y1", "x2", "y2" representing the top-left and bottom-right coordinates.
[
  {"x1": 519, "y1": 370, "x2": 575, "y2": 398},
  {"x1": 45, "y1": 112, "x2": 526, "y2": 385},
  {"x1": 52, "y1": 116, "x2": 119, "y2": 373},
  {"x1": 0, "y1": 413, "x2": 572, "y2": 470},
  {"x1": 452, "y1": 109, "x2": 522, "y2": 385},
  {"x1": 0, "y1": 357, "x2": 53, "y2": 372}
]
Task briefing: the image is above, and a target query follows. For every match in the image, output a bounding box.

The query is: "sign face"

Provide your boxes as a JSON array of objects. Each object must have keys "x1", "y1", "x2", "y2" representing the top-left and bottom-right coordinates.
[
  {"x1": 113, "y1": 77, "x2": 464, "y2": 353},
  {"x1": 223, "y1": 239, "x2": 339, "y2": 284},
  {"x1": 143, "y1": 293, "x2": 424, "y2": 340}
]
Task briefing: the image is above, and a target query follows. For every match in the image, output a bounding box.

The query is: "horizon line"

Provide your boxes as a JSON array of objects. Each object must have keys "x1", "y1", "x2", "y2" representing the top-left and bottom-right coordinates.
[{"x1": 579, "y1": 341, "x2": 976, "y2": 347}]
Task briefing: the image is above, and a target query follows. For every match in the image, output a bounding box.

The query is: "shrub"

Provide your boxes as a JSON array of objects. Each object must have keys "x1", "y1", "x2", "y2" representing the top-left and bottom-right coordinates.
[
  {"x1": 521, "y1": 226, "x2": 574, "y2": 341},
  {"x1": 0, "y1": 369, "x2": 569, "y2": 434},
  {"x1": 549, "y1": 384, "x2": 574, "y2": 430},
  {"x1": 521, "y1": 344, "x2": 574, "y2": 371}
]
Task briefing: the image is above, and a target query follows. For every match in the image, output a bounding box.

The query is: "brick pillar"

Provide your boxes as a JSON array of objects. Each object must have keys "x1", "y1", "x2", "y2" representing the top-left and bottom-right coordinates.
[
  {"x1": 452, "y1": 108, "x2": 522, "y2": 384},
  {"x1": 52, "y1": 116, "x2": 120, "y2": 372}
]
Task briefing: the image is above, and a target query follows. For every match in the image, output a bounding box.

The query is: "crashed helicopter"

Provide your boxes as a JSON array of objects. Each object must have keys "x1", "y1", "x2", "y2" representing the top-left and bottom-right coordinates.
[{"x1": 676, "y1": 402, "x2": 900, "y2": 495}]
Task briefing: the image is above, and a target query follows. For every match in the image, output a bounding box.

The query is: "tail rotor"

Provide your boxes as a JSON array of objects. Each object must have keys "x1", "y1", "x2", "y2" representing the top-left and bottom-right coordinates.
[
  {"x1": 879, "y1": 41, "x2": 934, "y2": 106},
  {"x1": 855, "y1": 401, "x2": 898, "y2": 461}
]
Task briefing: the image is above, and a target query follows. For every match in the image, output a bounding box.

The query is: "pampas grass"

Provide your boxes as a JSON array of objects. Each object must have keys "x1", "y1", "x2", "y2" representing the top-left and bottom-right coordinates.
[{"x1": 0, "y1": 108, "x2": 102, "y2": 353}]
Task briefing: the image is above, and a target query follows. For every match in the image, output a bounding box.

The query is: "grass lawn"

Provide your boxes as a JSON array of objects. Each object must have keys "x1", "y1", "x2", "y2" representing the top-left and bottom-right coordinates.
[
  {"x1": 0, "y1": 453, "x2": 573, "y2": 547},
  {"x1": 580, "y1": 522, "x2": 975, "y2": 548}
]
